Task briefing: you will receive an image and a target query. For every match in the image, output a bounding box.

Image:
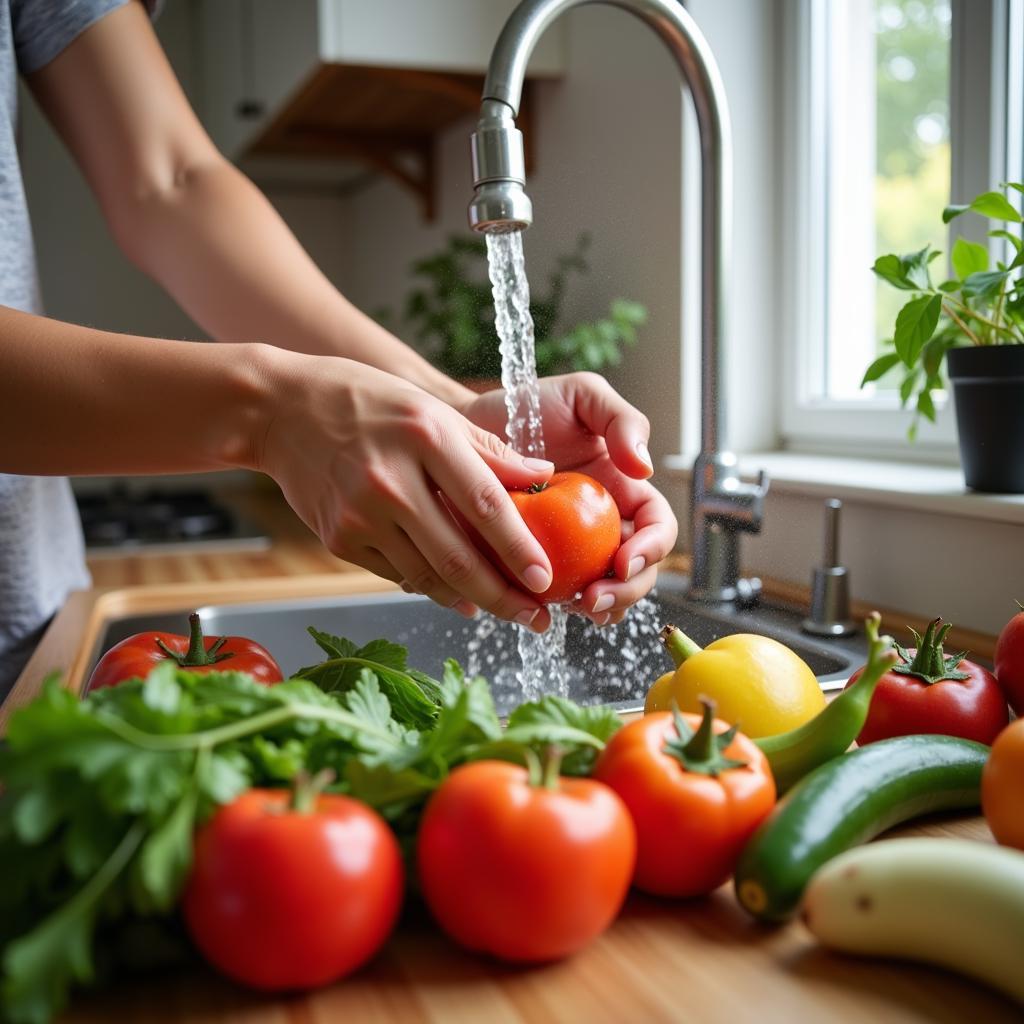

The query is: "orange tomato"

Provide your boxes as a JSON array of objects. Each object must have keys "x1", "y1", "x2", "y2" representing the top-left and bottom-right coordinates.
[
  {"x1": 594, "y1": 704, "x2": 776, "y2": 897},
  {"x1": 982, "y1": 718, "x2": 1024, "y2": 851}
]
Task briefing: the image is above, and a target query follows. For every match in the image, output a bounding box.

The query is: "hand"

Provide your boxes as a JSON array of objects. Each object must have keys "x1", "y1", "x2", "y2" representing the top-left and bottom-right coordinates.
[
  {"x1": 460, "y1": 372, "x2": 678, "y2": 626},
  {"x1": 256, "y1": 351, "x2": 559, "y2": 631}
]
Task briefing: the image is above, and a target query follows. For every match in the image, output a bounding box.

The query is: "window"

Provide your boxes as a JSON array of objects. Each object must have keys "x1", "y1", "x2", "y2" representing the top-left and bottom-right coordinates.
[{"x1": 781, "y1": 0, "x2": 1024, "y2": 457}]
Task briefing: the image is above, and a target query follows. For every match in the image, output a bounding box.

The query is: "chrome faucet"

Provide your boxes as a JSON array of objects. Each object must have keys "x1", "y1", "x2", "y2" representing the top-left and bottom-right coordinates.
[{"x1": 468, "y1": 0, "x2": 769, "y2": 606}]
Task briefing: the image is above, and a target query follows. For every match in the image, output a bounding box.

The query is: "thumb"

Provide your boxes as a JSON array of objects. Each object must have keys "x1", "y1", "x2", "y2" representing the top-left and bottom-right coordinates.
[{"x1": 469, "y1": 426, "x2": 555, "y2": 489}]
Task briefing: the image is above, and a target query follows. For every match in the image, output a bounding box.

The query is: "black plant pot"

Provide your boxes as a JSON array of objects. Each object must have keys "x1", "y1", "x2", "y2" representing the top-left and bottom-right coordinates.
[{"x1": 946, "y1": 345, "x2": 1024, "y2": 493}]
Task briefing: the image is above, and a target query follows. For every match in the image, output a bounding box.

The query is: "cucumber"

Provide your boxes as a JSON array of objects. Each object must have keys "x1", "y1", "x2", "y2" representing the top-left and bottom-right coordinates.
[
  {"x1": 803, "y1": 838, "x2": 1024, "y2": 1004},
  {"x1": 734, "y1": 734, "x2": 988, "y2": 923}
]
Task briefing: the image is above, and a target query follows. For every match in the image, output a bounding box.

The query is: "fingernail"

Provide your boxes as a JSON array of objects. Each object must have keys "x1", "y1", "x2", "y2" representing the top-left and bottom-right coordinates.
[
  {"x1": 522, "y1": 564, "x2": 553, "y2": 594},
  {"x1": 515, "y1": 608, "x2": 540, "y2": 627},
  {"x1": 454, "y1": 599, "x2": 479, "y2": 619},
  {"x1": 523, "y1": 457, "x2": 555, "y2": 471},
  {"x1": 399, "y1": 581, "x2": 415, "y2": 594},
  {"x1": 625, "y1": 556, "x2": 645, "y2": 581},
  {"x1": 596, "y1": 612, "x2": 612, "y2": 626},
  {"x1": 636, "y1": 441, "x2": 653, "y2": 470},
  {"x1": 591, "y1": 593, "x2": 614, "y2": 614}
]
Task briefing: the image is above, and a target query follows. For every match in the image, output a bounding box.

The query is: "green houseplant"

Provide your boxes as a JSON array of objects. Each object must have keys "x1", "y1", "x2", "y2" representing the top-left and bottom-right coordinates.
[
  {"x1": 381, "y1": 233, "x2": 647, "y2": 384},
  {"x1": 863, "y1": 182, "x2": 1024, "y2": 492}
]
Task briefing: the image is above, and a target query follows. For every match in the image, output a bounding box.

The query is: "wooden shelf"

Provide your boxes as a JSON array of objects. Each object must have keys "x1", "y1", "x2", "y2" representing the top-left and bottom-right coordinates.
[{"x1": 246, "y1": 64, "x2": 534, "y2": 221}]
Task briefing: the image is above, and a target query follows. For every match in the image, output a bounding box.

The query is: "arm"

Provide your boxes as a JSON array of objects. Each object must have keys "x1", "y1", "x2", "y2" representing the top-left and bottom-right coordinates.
[
  {"x1": 0, "y1": 304, "x2": 556, "y2": 627},
  {"x1": 25, "y1": 2, "x2": 471, "y2": 408}
]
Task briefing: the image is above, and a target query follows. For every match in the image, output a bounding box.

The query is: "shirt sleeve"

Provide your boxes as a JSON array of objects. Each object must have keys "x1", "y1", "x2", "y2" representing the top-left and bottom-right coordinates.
[{"x1": 11, "y1": 0, "x2": 160, "y2": 75}]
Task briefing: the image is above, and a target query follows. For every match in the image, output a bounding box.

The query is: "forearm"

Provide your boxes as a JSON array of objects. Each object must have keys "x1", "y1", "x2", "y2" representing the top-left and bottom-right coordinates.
[
  {"x1": 113, "y1": 158, "x2": 473, "y2": 409},
  {"x1": 0, "y1": 304, "x2": 274, "y2": 476}
]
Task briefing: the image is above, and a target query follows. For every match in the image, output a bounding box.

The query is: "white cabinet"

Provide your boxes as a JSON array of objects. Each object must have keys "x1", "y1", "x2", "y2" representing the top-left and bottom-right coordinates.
[{"x1": 197, "y1": 0, "x2": 565, "y2": 167}]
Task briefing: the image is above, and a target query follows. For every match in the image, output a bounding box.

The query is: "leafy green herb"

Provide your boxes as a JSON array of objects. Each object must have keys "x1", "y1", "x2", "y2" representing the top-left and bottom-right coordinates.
[
  {"x1": 0, "y1": 633, "x2": 621, "y2": 1023},
  {"x1": 864, "y1": 181, "x2": 1024, "y2": 439}
]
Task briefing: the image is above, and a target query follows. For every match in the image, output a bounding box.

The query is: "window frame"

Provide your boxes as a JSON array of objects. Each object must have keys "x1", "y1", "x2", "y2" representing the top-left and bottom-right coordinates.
[{"x1": 778, "y1": 0, "x2": 1023, "y2": 461}]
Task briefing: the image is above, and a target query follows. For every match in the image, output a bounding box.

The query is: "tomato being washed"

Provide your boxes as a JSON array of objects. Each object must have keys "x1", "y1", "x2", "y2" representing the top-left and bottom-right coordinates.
[
  {"x1": 87, "y1": 612, "x2": 283, "y2": 691},
  {"x1": 184, "y1": 781, "x2": 404, "y2": 990},
  {"x1": 459, "y1": 471, "x2": 621, "y2": 604}
]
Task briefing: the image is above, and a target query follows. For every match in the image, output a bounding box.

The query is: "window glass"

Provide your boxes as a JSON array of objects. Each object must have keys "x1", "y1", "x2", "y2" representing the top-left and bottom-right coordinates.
[{"x1": 823, "y1": 0, "x2": 952, "y2": 400}]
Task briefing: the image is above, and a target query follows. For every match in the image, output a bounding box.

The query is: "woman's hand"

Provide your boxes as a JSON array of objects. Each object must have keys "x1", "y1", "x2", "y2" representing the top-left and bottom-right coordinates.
[
  {"x1": 460, "y1": 373, "x2": 678, "y2": 626},
  {"x1": 256, "y1": 350, "x2": 559, "y2": 631}
]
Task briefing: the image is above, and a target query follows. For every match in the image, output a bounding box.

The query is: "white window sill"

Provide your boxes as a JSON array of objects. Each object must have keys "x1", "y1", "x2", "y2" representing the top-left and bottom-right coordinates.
[{"x1": 663, "y1": 451, "x2": 1024, "y2": 526}]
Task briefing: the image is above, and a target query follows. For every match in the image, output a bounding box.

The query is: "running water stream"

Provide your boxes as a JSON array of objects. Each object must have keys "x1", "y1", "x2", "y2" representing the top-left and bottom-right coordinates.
[
  {"x1": 486, "y1": 230, "x2": 569, "y2": 698},
  {"x1": 483, "y1": 229, "x2": 662, "y2": 702}
]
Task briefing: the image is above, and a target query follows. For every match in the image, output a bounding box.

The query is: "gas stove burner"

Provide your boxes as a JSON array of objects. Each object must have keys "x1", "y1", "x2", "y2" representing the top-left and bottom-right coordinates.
[{"x1": 76, "y1": 486, "x2": 270, "y2": 554}]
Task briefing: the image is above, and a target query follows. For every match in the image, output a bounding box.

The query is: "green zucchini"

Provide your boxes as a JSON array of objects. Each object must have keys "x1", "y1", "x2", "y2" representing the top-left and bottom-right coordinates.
[{"x1": 733, "y1": 734, "x2": 988, "y2": 923}]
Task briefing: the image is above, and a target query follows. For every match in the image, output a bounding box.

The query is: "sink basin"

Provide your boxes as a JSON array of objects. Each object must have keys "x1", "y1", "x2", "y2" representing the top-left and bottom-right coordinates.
[
  {"x1": 85, "y1": 573, "x2": 867, "y2": 717},
  {"x1": 86, "y1": 573, "x2": 864, "y2": 716}
]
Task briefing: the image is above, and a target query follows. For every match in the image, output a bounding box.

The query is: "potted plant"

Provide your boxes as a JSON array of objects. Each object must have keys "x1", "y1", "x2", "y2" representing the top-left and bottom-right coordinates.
[
  {"x1": 862, "y1": 182, "x2": 1024, "y2": 492},
  {"x1": 378, "y1": 233, "x2": 647, "y2": 390}
]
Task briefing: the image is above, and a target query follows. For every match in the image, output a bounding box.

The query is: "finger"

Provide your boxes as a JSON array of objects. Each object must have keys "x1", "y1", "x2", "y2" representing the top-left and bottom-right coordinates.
[
  {"x1": 569, "y1": 373, "x2": 653, "y2": 479},
  {"x1": 467, "y1": 423, "x2": 555, "y2": 490},
  {"x1": 610, "y1": 488, "x2": 678, "y2": 581},
  {"x1": 380, "y1": 528, "x2": 479, "y2": 618},
  {"x1": 396, "y1": 485, "x2": 551, "y2": 631},
  {"x1": 425, "y1": 435, "x2": 554, "y2": 596},
  {"x1": 578, "y1": 564, "x2": 659, "y2": 618},
  {"x1": 333, "y1": 545, "x2": 403, "y2": 585}
]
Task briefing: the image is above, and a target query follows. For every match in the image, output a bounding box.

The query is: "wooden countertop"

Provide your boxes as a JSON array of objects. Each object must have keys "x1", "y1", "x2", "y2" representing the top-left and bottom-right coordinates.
[{"x1": 7, "y1": 485, "x2": 1015, "y2": 1023}]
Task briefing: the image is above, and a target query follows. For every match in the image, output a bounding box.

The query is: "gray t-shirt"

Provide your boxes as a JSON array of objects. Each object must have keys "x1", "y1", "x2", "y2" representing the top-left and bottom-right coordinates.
[{"x1": 1, "y1": 0, "x2": 134, "y2": 698}]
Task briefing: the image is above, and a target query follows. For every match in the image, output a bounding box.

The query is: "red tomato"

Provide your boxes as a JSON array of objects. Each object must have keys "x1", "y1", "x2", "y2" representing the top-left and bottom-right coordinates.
[
  {"x1": 994, "y1": 607, "x2": 1024, "y2": 715},
  {"x1": 457, "y1": 471, "x2": 621, "y2": 604},
  {"x1": 88, "y1": 612, "x2": 282, "y2": 691},
  {"x1": 847, "y1": 618, "x2": 1008, "y2": 746},
  {"x1": 594, "y1": 704, "x2": 776, "y2": 897},
  {"x1": 184, "y1": 788, "x2": 403, "y2": 990},
  {"x1": 417, "y1": 760, "x2": 635, "y2": 962}
]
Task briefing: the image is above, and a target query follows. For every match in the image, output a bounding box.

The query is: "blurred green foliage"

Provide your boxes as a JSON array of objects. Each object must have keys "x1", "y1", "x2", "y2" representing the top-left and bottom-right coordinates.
[{"x1": 378, "y1": 233, "x2": 646, "y2": 381}]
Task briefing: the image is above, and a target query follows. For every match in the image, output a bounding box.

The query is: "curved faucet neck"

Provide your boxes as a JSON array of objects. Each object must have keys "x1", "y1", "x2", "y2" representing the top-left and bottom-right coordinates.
[{"x1": 475, "y1": 0, "x2": 731, "y2": 457}]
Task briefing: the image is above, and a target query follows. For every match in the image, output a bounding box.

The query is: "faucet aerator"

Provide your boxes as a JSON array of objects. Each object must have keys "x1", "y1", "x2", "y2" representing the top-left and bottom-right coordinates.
[{"x1": 468, "y1": 182, "x2": 534, "y2": 234}]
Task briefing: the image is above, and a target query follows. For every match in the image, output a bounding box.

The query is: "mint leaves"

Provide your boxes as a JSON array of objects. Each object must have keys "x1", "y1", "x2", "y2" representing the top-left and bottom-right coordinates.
[{"x1": 0, "y1": 633, "x2": 620, "y2": 1023}]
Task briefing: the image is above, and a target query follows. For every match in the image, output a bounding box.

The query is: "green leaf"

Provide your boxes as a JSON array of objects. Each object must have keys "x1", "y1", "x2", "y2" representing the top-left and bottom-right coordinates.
[
  {"x1": 2, "y1": 823, "x2": 145, "y2": 1024},
  {"x1": 504, "y1": 696, "x2": 621, "y2": 774},
  {"x1": 133, "y1": 780, "x2": 198, "y2": 913},
  {"x1": 989, "y1": 229, "x2": 1023, "y2": 255},
  {"x1": 297, "y1": 630, "x2": 438, "y2": 730},
  {"x1": 899, "y1": 369, "x2": 920, "y2": 406},
  {"x1": 872, "y1": 247, "x2": 935, "y2": 291},
  {"x1": 951, "y1": 238, "x2": 989, "y2": 279},
  {"x1": 343, "y1": 761, "x2": 437, "y2": 817},
  {"x1": 893, "y1": 294, "x2": 941, "y2": 366},
  {"x1": 942, "y1": 203, "x2": 970, "y2": 224},
  {"x1": 961, "y1": 268, "x2": 1012, "y2": 300},
  {"x1": 916, "y1": 388, "x2": 937, "y2": 423},
  {"x1": 860, "y1": 351, "x2": 901, "y2": 386},
  {"x1": 872, "y1": 253, "x2": 917, "y2": 290},
  {"x1": 969, "y1": 190, "x2": 1022, "y2": 222}
]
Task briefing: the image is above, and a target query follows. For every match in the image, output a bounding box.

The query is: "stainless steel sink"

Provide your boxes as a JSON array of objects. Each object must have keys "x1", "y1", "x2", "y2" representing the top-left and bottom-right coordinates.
[{"x1": 85, "y1": 573, "x2": 867, "y2": 717}]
